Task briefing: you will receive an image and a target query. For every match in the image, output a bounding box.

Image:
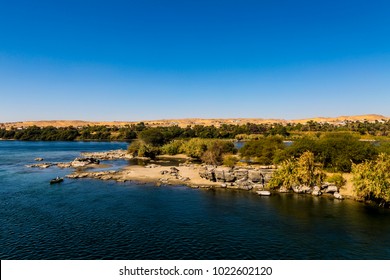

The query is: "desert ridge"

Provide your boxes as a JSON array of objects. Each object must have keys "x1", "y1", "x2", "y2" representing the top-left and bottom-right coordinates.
[{"x1": 1, "y1": 114, "x2": 388, "y2": 129}]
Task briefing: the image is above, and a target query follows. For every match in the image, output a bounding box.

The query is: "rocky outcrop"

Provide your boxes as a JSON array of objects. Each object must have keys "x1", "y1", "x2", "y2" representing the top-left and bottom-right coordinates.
[
  {"x1": 71, "y1": 157, "x2": 100, "y2": 167},
  {"x1": 312, "y1": 186, "x2": 322, "y2": 196},
  {"x1": 80, "y1": 149, "x2": 133, "y2": 160},
  {"x1": 199, "y1": 166, "x2": 274, "y2": 191},
  {"x1": 324, "y1": 185, "x2": 338, "y2": 193},
  {"x1": 66, "y1": 170, "x2": 118, "y2": 181},
  {"x1": 199, "y1": 166, "x2": 216, "y2": 181},
  {"x1": 292, "y1": 185, "x2": 312, "y2": 194},
  {"x1": 26, "y1": 163, "x2": 53, "y2": 168}
]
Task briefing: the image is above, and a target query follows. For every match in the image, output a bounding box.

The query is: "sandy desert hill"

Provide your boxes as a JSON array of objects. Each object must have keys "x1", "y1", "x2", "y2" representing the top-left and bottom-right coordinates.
[{"x1": 1, "y1": 114, "x2": 388, "y2": 129}]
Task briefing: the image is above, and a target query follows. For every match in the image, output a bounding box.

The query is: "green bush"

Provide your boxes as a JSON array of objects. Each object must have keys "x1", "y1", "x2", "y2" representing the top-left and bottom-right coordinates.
[
  {"x1": 268, "y1": 151, "x2": 325, "y2": 190},
  {"x1": 138, "y1": 128, "x2": 165, "y2": 146},
  {"x1": 326, "y1": 173, "x2": 346, "y2": 188},
  {"x1": 161, "y1": 140, "x2": 185, "y2": 155},
  {"x1": 223, "y1": 154, "x2": 239, "y2": 167},
  {"x1": 239, "y1": 136, "x2": 285, "y2": 165},
  {"x1": 352, "y1": 153, "x2": 390, "y2": 205},
  {"x1": 127, "y1": 140, "x2": 160, "y2": 159}
]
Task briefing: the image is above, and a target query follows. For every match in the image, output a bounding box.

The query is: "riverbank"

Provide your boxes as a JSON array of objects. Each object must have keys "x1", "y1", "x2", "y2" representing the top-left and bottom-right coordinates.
[{"x1": 22, "y1": 147, "x2": 360, "y2": 202}]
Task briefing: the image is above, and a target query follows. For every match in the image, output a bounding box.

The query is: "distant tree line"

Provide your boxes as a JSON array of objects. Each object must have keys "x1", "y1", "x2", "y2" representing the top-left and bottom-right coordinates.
[{"x1": 1, "y1": 120, "x2": 389, "y2": 141}]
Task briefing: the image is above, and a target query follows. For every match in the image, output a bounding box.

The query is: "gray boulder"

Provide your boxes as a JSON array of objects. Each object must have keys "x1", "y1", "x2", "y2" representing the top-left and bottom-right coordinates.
[
  {"x1": 199, "y1": 167, "x2": 216, "y2": 182},
  {"x1": 234, "y1": 169, "x2": 248, "y2": 180},
  {"x1": 325, "y1": 185, "x2": 338, "y2": 193},
  {"x1": 334, "y1": 192, "x2": 343, "y2": 200},
  {"x1": 248, "y1": 170, "x2": 263, "y2": 183}
]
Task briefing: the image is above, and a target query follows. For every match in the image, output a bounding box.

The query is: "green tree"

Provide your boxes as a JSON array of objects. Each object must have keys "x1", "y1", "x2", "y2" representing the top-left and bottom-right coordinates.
[
  {"x1": 268, "y1": 151, "x2": 325, "y2": 190},
  {"x1": 138, "y1": 128, "x2": 165, "y2": 146},
  {"x1": 239, "y1": 136, "x2": 285, "y2": 165},
  {"x1": 352, "y1": 153, "x2": 390, "y2": 205}
]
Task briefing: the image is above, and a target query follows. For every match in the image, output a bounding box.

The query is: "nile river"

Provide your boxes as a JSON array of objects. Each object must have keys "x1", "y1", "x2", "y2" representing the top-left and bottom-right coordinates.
[{"x1": 0, "y1": 141, "x2": 389, "y2": 259}]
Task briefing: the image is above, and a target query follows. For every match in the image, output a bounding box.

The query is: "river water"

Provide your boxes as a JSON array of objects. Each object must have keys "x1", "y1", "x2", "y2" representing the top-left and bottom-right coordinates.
[{"x1": 0, "y1": 141, "x2": 389, "y2": 259}]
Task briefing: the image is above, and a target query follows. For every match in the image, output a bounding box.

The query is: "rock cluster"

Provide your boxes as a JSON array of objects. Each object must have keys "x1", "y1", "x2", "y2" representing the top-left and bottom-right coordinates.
[
  {"x1": 71, "y1": 157, "x2": 100, "y2": 167},
  {"x1": 26, "y1": 163, "x2": 53, "y2": 168},
  {"x1": 199, "y1": 166, "x2": 273, "y2": 191},
  {"x1": 66, "y1": 170, "x2": 119, "y2": 181},
  {"x1": 26, "y1": 157, "x2": 101, "y2": 169},
  {"x1": 80, "y1": 150, "x2": 132, "y2": 160},
  {"x1": 282, "y1": 183, "x2": 343, "y2": 199}
]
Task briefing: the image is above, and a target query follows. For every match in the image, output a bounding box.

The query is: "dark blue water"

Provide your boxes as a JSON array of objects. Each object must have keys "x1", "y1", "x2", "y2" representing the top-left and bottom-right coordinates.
[{"x1": 1, "y1": 141, "x2": 390, "y2": 259}]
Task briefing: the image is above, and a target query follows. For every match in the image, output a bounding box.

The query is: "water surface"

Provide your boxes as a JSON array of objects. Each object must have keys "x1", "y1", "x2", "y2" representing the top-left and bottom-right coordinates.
[{"x1": 1, "y1": 141, "x2": 389, "y2": 259}]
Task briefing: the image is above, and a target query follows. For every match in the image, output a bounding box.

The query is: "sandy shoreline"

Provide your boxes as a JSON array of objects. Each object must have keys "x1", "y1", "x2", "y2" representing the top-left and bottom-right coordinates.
[{"x1": 67, "y1": 164, "x2": 235, "y2": 189}]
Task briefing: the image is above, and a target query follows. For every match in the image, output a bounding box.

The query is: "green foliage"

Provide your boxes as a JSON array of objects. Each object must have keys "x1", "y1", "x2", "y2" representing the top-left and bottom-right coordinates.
[
  {"x1": 138, "y1": 128, "x2": 165, "y2": 146},
  {"x1": 326, "y1": 173, "x2": 346, "y2": 188},
  {"x1": 286, "y1": 133, "x2": 378, "y2": 172},
  {"x1": 161, "y1": 140, "x2": 185, "y2": 155},
  {"x1": 317, "y1": 133, "x2": 377, "y2": 172},
  {"x1": 127, "y1": 140, "x2": 159, "y2": 159},
  {"x1": 268, "y1": 151, "x2": 325, "y2": 190},
  {"x1": 223, "y1": 154, "x2": 239, "y2": 167},
  {"x1": 377, "y1": 141, "x2": 390, "y2": 155},
  {"x1": 268, "y1": 159, "x2": 298, "y2": 190},
  {"x1": 239, "y1": 136, "x2": 285, "y2": 165},
  {"x1": 201, "y1": 142, "x2": 224, "y2": 165},
  {"x1": 352, "y1": 153, "x2": 390, "y2": 205},
  {"x1": 180, "y1": 138, "x2": 208, "y2": 158}
]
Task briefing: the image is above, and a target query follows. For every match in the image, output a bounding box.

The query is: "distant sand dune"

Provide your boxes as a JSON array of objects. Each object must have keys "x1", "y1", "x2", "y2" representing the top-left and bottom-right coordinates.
[{"x1": 1, "y1": 114, "x2": 388, "y2": 129}]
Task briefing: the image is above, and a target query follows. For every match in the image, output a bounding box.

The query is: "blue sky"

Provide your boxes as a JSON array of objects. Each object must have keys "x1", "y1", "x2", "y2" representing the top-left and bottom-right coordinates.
[{"x1": 0, "y1": 0, "x2": 389, "y2": 122}]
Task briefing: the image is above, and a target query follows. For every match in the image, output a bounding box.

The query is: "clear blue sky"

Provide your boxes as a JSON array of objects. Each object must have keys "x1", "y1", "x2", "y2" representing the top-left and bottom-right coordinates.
[{"x1": 1, "y1": 0, "x2": 389, "y2": 122}]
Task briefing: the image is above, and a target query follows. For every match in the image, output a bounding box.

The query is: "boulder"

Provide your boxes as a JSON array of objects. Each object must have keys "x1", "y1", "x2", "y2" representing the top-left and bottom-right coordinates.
[
  {"x1": 145, "y1": 164, "x2": 160, "y2": 168},
  {"x1": 170, "y1": 167, "x2": 179, "y2": 173},
  {"x1": 214, "y1": 169, "x2": 226, "y2": 182},
  {"x1": 199, "y1": 167, "x2": 216, "y2": 182},
  {"x1": 234, "y1": 169, "x2": 248, "y2": 180},
  {"x1": 312, "y1": 186, "x2": 322, "y2": 196},
  {"x1": 57, "y1": 162, "x2": 72, "y2": 168},
  {"x1": 279, "y1": 187, "x2": 289, "y2": 193},
  {"x1": 224, "y1": 171, "x2": 236, "y2": 182},
  {"x1": 248, "y1": 170, "x2": 262, "y2": 183},
  {"x1": 71, "y1": 157, "x2": 100, "y2": 167},
  {"x1": 292, "y1": 186, "x2": 303, "y2": 193},
  {"x1": 301, "y1": 186, "x2": 312, "y2": 194},
  {"x1": 325, "y1": 185, "x2": 338, "y2": 193},
  {"x1": 26, "y1": 163, "x2": 53, "y2": 168},
  {"x1": 312, "y1": 190, "x2": 322, "y2": 196},
  {"x1": 236, "y1": 179, "x2": 253, "y2": 190},
  {"x1": 256, "y1": 190, "x2": 271, "y2": 196},
  {"x1": 334, "y1": 192, "x2": 343, "y2": 200}
]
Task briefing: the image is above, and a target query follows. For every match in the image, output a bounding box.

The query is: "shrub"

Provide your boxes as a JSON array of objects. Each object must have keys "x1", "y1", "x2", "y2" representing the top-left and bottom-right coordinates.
[
  {"x1": 268, "y1": 151, "x2": 325, "y2": 190},
  {"x1": 223, "y1": 154, "x2": 239, "y2": 167},
  {"x1": 127, "y1": 140, "x2": 159, "y2": 159},
  {"x1": 239, "y1": 136, "x2": 285, "y2": 165},
  {"x1": 352, "y1": 153, "x2": 390, "y2": 205},
  {"x1": 326, "y1": 173, "x2": 346, "y2": 188},
  {"x1": 138, "y1": 128, "x2": 165, "y2": 146},
  {"x1": 161, "y1": 140, "x2": 185, "y2": 155}
]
